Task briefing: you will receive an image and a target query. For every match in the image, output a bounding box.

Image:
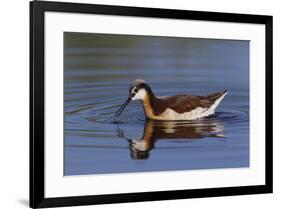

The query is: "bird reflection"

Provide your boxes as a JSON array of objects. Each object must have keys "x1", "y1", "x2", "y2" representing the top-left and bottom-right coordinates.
[{"x1": 117, "y1": 119, "x2": 226, "y2": 160}]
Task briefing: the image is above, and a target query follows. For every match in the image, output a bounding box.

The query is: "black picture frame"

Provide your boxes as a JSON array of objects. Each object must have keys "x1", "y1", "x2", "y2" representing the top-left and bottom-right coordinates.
[{"x1": 30, "y1": 0, "x2": 273, "y2": 208}]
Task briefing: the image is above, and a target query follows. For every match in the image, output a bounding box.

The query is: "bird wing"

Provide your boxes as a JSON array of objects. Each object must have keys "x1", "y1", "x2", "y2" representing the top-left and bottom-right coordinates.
[{"x1": 158, "y1": 91, "x2": 227, "y2": 114}]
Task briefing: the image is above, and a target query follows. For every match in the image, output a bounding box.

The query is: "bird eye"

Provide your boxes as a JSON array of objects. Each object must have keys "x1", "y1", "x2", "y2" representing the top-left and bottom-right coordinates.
[{"x1": 131, "y1": 93, "x2": 136, "y2": 97}]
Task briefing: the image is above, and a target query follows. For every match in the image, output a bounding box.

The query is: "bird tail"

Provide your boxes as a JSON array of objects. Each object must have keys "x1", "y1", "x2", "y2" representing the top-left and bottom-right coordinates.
[{"x1": 208, "y1": 90, "x2": 228, "y2": 102}]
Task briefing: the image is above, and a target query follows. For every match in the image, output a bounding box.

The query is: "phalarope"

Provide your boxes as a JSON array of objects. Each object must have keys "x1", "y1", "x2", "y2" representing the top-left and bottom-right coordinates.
[{"x1": 115, "y1": 79, "x2": 227, "y2": 121}]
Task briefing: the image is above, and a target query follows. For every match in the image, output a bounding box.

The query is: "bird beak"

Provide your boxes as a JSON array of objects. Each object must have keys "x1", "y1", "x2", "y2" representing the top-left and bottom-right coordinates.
[{"x1": 115, "y1": 97, "x2": 131, "y2": 117}]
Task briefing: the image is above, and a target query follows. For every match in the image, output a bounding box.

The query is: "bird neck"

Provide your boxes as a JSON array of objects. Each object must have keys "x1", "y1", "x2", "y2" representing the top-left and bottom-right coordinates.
[{"x1": 141, "y1": 88, "x2": 156, "y2": 119}]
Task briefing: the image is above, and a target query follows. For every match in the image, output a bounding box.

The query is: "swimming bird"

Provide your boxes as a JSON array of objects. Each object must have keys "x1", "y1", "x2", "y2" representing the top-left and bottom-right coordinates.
[{"x1": 115, "y1": 79, "x2": 227, "y2": 121}]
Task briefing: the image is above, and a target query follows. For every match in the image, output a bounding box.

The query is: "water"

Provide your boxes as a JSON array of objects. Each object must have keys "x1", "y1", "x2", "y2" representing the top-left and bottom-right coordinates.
[{"x1": 64, "y1": 32, "x2": 249, "y2": 176}]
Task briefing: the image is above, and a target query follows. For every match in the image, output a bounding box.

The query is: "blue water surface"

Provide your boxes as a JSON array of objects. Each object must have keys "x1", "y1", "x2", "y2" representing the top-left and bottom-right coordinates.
[{"x1": 64, "y1": 33, "x2": 249, "y2": 175}]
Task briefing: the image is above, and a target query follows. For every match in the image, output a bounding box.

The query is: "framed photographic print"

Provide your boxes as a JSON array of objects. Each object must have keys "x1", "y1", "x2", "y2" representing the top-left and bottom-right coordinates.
[{"x1": 30, "y1": 0, "x2": 273, "y2": 208}]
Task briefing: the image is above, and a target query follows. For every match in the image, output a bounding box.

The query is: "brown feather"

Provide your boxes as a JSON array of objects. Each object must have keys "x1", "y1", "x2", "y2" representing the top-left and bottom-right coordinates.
[{"x1": 151, "y1": 90, "x2": 227, "y2": 115}]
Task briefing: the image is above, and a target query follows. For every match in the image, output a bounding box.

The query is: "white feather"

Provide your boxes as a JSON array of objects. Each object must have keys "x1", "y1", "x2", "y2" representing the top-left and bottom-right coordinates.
[
  {"x1": 132, "y1": 89, "x2": 146, "y2": 101},
  {"x1": 157, "y1": 91, "x2": 228, "y2": 120}
]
